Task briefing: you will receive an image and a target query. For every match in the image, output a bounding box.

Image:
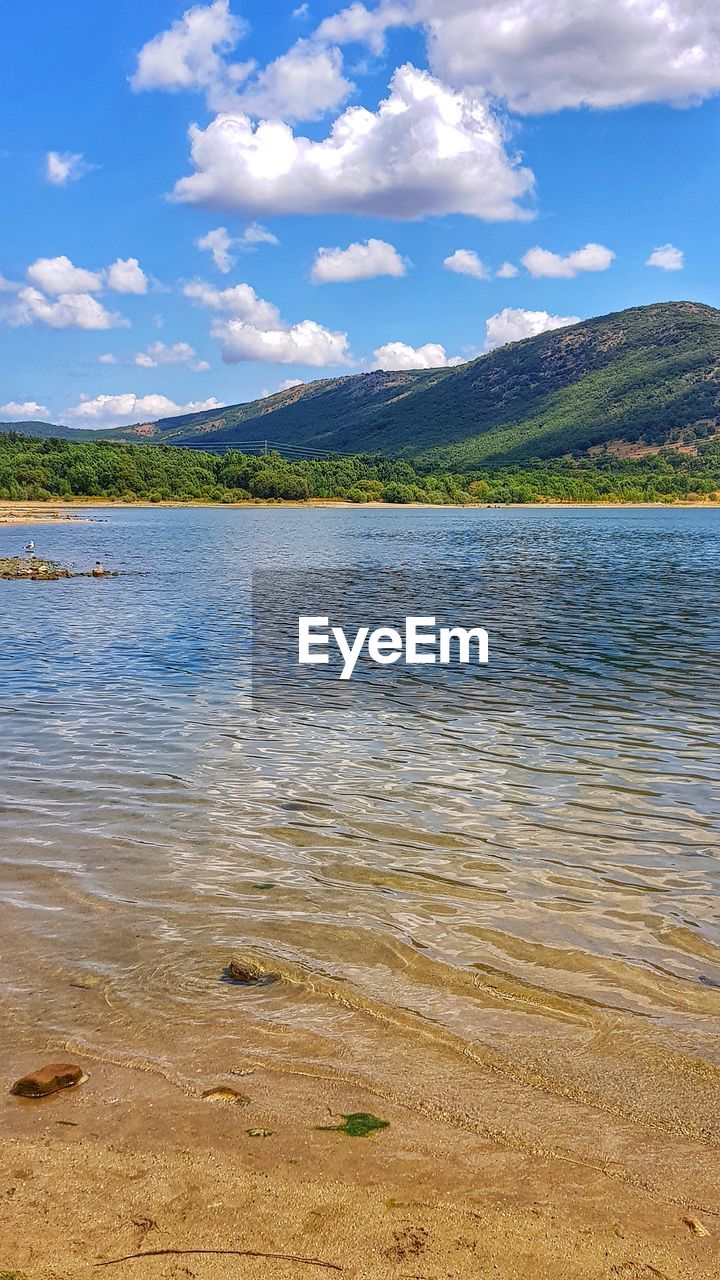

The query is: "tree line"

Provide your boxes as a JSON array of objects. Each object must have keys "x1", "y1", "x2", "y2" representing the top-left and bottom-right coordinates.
[{"x1": 0, "y1": 433, "x2": 719, "y2": 505}]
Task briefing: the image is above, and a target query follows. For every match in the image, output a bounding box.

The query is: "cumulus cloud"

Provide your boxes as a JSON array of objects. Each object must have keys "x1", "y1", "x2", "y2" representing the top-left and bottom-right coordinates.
[
  {"x1": 172, "y1": 64, "x2": 534, "y2": 221},
  {"x1": 131, "y1": 0, "x2": 252, "y2": 109},
  {"x1": 10, "y1": 288, "x2": 127, "y2": 331},
  {"x1": 183, "y1": 279, "x2": 282, "y2": 327},
  {"x1": 238, "y1": 40, "x2": 353, "y2": 121},
  {"x1": 372, "y1": 340, "x2": 462, "y2": 370},
  {"x1": 2, "y1": 254, "x2": 150, "y2": 331},
  {"x1": 27, "y1": 255, "x2": 103, "y2": 295},
  {"x1": 216, "y1": 318, "x2": 351, "y2": 365},
  {"x1": 134, "y1": 341, "x2": 210, "y2": 371},
  {"x1": 646, "y1": 243, "x2": 684, "y2": 270},
  {"x1": 443, "y1": 249, "x2": 488, "y2": 279},
  {"x1": 484, "y1": 307, "x2": 580, "y2": 351},
  {"x1": 316, "y1": 1, "x2": 410, "y2": 55},
  {"x1": 184, "y1": 277, "x2": 352, "y2": 365},
  {"x1": 45, "y1": 151, "x2": 93, "y2": 185},
  {"x1": 197, "y1": 223, "x2": 279, "y2": 272},
  {"x1": 521, "y1": 243, "x2": 615, "y2": 279},
  {"x1": 279, "y1": 377, "x2": 304, "y2": 390},
  {"x1": 99, "y1": 353, "x2": 118, "y2": 364},
  {"x1": 318, "y1": 0, "x2": 720, "y2": 112},
  {"x1": 107, "y1": 257, "x2": 149, "y2": 294},
  {"x1": 67, "y1": 393, "x2": 223, "y2": 427},
  {"x1": 312, "y1": 238, "x2": 407, "y2": 283},
  {"x1": 497, "y1": 262, "x2": 519, "y2": 279},
  {"x1": 423, "y1": 0, "x2": 720, "y2": 113},
  {"x1": 0, "y1": 400, "x2": 49, "y2": 419}
]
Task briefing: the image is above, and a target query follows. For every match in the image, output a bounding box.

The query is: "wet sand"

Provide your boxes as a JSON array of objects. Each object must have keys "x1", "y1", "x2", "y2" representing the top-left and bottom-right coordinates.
[{"x1": 2, "y1": 1053, "x2": 718, "y2": 1280}]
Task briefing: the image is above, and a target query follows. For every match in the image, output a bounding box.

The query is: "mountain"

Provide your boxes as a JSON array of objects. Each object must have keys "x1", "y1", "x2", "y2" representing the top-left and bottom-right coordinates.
[
  {"x1": 121, "y1": 301, "x2": 720, "y2": 468},
  {"x1": 0, "y1": 420, "x2": 95, "y2": 441},
  {"x1": 6, "y1": 302, "x2": 720, "y2": 469}
]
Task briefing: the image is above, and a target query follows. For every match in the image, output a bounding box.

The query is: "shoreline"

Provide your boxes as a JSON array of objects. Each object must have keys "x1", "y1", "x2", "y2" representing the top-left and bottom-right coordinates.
[
  {"x1": 2, "y1": 1053, "x2": 717, "y2": 1280},
  {"x1": 2, "y1": 497, "x2": 720, "y2": 526}
]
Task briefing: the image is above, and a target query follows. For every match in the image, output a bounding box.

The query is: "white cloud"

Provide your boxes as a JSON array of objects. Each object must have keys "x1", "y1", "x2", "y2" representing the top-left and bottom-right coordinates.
[
  {"x1": 238, "y1": 39, "x2": 353, "y2": 121},
  {"x1": 279, "y1": 377, "x2": 304, "y2": 390},
  {"x1": 372, "y1": 340, "x2": 462, "y2": 370},
  {"x1": 27, "y1": 255, "x2": 103, "y2": 295},
  {"x1": 107, "y1": 257, "x2": 149, "y2": 294},
  {"x1": 242, "y1": 222, "x2": 279, "y2": 246},
  {"x1": 184, "y1": 277, "x2": 351, "y2": 365},
  {"x1": 293, "y1": 3, "x2": 311, "y2": 18},
  {"x1": 318, "y1": 1, "x2": 720, "y2": 112},
  {"x1": 67, "y1": 393, "x2": 222, "y2": 428},
  {"x1": 312, "y1": 238, "x2": 407, "y2": 283},
  {"x1": 316, "y1": 2, "x2": 410, "y2": 56},
  {"x1": 45, "y1": 150, "x2": 93, "y2": 185},
  {"x1": 484, "y1": 307, "x2": 580, "y2": 351},
  {"x1": 134, "y1": 341, "x2": 210, "y2": 371},
  {"x1": 172, "y1": 64, "x2": 534, "y2": 221},
  {"x1": 521, "y1": 243, "x2": 615, "y2": 279},
  {"x1": 10, "y1": 288, "x2": 127, "y2": 331},
  {"x1": 197, "y1": 226, "x2": 235, "y2": 273},
  {"x1": 99, "y1": 353, "x2": 118, "y2": 364},
  {"x1": 0, "y1": 274, "x2": 21, "y2": 293},
  {"x1": 443, "y1": 249, "x2": 488, "y2": 279},
  {"x1": 497, "y1": 261, "x2": 519, "y2": 279},
  {"x1": 131, "y1": 0, "x2": 252, "y2": 109},
  {"x1": 183, "y1": 279, "x2": 282, "y2": 327},
  {"x1": 213, "y1": 318, "x2": 351, "y2": 365},
  {"x1": 0, "y1": 400, "x2": 49, "y2": 419},
  {"x1": 646, "y1": 243, "x2": 684, "y2": 270},
  {"x1": 197, "y1": 223, "x2": 279, "y2": 272}
]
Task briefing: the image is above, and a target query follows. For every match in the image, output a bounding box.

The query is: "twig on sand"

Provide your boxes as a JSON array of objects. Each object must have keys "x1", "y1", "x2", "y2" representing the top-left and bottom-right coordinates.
[{"x1": 95, "y1": 1248, "x2": 343, "y2": 1271}]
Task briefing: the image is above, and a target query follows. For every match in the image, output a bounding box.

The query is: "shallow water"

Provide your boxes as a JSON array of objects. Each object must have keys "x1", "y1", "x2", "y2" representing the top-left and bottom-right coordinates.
[{"x1": 1, "y1": 507, "x2": 719, "y2": 1190}]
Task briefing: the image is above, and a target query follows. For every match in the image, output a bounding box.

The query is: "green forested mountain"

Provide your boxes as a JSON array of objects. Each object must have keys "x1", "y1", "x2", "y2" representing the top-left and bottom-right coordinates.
[
  {"x1": 3, "y1": 302, "x2": 719, "y2": 471},
  {"x1": 105, "y1": 301, "x2": 720, "y2": 467}
]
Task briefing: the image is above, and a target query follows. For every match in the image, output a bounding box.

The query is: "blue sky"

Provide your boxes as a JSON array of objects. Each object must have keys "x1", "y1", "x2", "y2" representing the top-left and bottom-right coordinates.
[{"x1": 1, "y1": 0, "x2": 719, "y2": 428}]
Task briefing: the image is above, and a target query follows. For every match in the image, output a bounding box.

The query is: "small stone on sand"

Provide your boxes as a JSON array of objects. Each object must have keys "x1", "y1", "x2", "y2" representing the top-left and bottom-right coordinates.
[{"x1": 10, "y1": 1064, "x2": 87, "y2": 1098}]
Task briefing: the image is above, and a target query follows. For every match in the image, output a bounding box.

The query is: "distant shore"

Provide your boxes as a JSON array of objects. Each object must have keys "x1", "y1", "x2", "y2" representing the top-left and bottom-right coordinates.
[{"x1": 2, "y1": 497, "x2": 720, "y2": 525}]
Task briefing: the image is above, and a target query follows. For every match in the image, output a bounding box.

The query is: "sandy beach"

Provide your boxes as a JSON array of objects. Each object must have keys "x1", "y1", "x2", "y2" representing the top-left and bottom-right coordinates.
[
  {"x1": 3, "y1": 1052, "x2": 718, "y2": 1280},
  {"x1": 1, "y1": 498, "x2": 720, "y2": 527}
]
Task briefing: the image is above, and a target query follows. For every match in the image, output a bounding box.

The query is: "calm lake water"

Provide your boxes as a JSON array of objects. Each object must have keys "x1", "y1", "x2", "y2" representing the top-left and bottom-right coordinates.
[{"x1": 1, "y1": 506, "x2": 719, "y2": 1171}]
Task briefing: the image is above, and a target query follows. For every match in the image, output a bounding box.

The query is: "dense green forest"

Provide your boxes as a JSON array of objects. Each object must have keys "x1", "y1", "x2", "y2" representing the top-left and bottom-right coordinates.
[{"x1": 1, "y1": 434, "x2": 720, "y2": 506}]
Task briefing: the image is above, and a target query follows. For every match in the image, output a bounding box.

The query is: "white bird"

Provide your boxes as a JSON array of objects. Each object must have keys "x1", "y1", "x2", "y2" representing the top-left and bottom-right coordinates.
[{"x1": 24, "y1": 540, "x2": 35, "y2": 554}]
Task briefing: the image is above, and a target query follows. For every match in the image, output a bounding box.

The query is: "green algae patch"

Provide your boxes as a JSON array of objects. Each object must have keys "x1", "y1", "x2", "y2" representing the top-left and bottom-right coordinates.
[
  {"x1": 1, "y1": 1271, "x2": 28, "y2": 1280},
  {"x1": 318, "y1": 1112, "x2": 390, "y2": 1138}
]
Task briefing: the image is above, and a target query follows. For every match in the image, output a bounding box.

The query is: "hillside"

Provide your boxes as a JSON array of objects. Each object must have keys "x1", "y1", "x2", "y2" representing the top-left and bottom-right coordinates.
[
  {"x1": 110, "y1": 301, "x2": 720, "y2": 468},
  {"x1": 4, "y1": 302, "x2": 719, "y2": 469}
]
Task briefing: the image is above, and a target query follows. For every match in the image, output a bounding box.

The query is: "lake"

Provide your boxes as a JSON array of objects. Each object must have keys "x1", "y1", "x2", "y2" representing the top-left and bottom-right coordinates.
[{"x1": 1, "y1": 505, "x2": 719, "y2": 1181}]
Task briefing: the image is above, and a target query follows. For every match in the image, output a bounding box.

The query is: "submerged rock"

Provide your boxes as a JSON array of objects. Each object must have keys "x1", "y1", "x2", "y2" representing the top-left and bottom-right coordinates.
[
  {"x1": 201, "y1": 1086, "x2": 249, "y2": 1105},
  {"x1": 10, "y1": 1063, "x2": 87, "y2": 1098},
  {"x1": 225, "y1": 958, "x2": 278, "y2": 986}
]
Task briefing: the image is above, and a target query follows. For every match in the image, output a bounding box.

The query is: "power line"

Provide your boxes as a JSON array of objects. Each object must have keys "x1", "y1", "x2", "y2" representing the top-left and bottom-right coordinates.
[{"x1": 152, "y1": 439, "x2": 365, "y2": 460}]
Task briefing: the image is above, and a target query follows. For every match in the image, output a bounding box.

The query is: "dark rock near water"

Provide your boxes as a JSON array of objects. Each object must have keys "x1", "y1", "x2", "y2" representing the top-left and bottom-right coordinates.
[
  {"x1": 225, "y1": 958, "x2": 279, "y2": 986},
  {"x1": 10, "y1": 1063, "x2": 87, "y2": 1098}
]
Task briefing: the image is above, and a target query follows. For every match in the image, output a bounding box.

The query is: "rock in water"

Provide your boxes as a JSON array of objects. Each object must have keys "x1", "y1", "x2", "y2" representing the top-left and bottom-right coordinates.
[
  {"x1": 201, "y1": 1087, "x2": 249, "y2": 1104},
  {"x1": 227, "y1": 959, "x2": 265, "y2": 984},
  {"x1": 10, "y1": 1064, "x2": 87, "y2": 1098}
]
